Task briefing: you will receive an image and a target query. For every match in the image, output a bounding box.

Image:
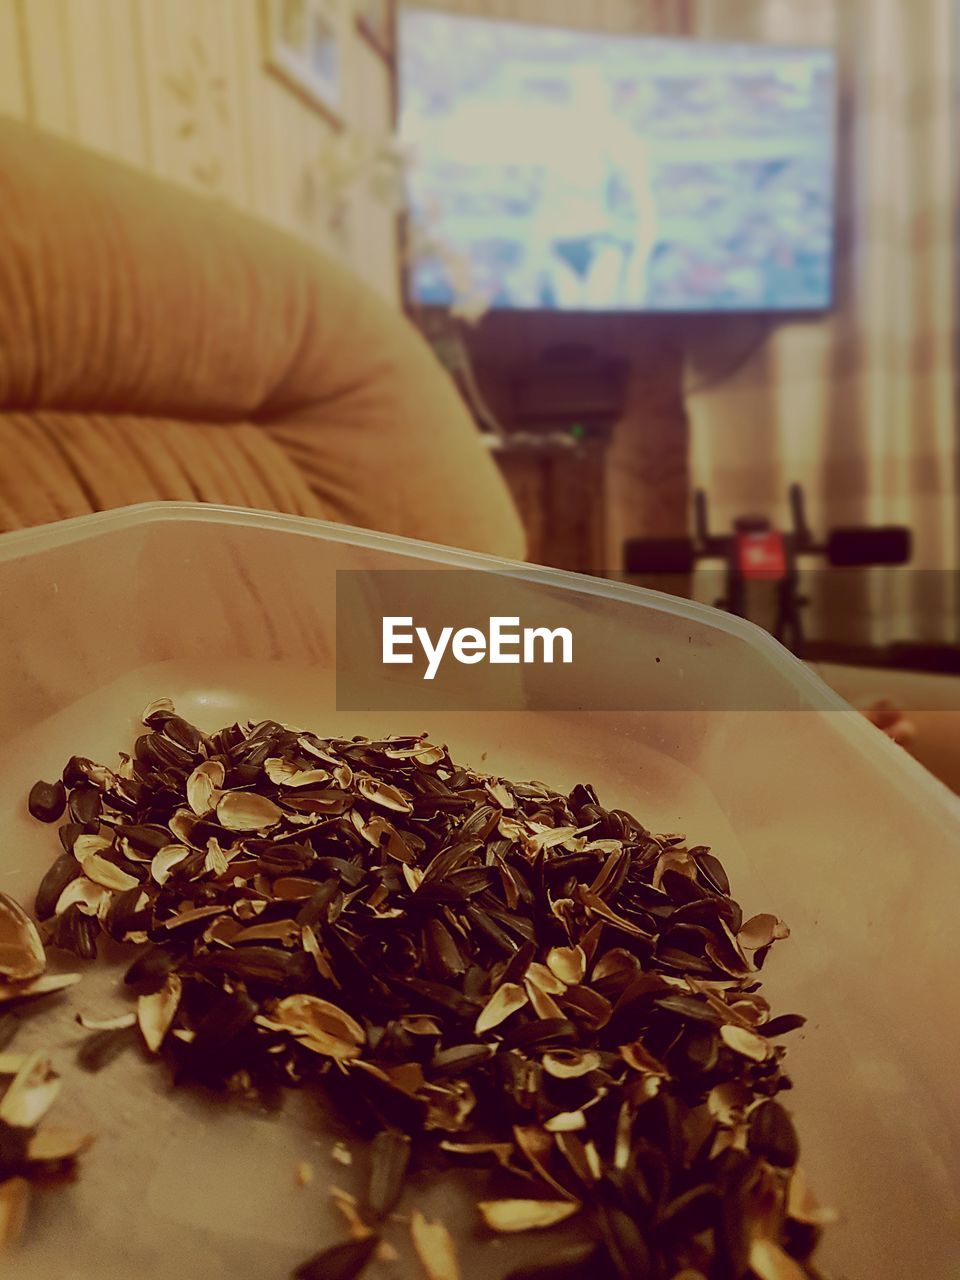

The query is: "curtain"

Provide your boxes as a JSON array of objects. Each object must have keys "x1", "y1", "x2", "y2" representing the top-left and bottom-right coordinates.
[{"x1": 684, "y1": 0, "x2": 958, "y2": 644}]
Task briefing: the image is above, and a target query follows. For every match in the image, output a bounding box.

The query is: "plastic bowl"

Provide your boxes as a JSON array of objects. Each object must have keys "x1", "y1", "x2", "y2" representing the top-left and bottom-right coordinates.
[{"x1": 0, "y1": 503, "x2": 957, "y2": 1279}]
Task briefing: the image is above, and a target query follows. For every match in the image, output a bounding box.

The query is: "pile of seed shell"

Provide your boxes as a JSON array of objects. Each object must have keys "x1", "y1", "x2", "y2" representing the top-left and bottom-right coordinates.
[
  {"x1": 0, "y1": 893, "x2": 92, "y2": 1251},
  {"x1": 26, "y1": 700, "x2": 832, "y2": 1280}
]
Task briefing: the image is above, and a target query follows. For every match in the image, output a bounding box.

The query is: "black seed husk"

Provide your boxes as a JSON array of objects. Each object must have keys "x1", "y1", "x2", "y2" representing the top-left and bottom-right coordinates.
[
  {"x1": 123, "y1": 945, "x2": 177, "y2": 991},
  {"x1": 749, "y1": 1099, "x2": 800, "y2": 1168},
  {"x1": 28, "y1": 779, "x2": 66, "y2": 823},
  {"x1": 68, "y1": 784, "x2": 102, "y2": 826},
  {"x1": 77, "y1": 1026, "x2": 136, "y2": 1072},
  {"x1": 760, "y1": 1013, "x2": 808, "y2": 1039},
  {"x1": 365, "y1": 1129, "x2": 411, "y2": 1218},
  {"x1": 34, "y1": 853, "x2": 83, "y2": 920},
  {"x1": 292, "y1": 1235, "x2": 380, "y2": 1280},
  {"x1": 52, "y1": 905, "x2": 99, "y2": 960}
]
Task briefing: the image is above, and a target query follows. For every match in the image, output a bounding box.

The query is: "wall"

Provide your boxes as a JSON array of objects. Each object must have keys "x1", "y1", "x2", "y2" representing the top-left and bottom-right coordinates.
[{"x1": 0, "y1": 0, "x2": 398, "y2": 302}]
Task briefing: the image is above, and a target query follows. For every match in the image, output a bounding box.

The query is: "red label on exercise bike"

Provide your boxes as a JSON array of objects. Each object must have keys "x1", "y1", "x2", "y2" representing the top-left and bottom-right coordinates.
[{"x1": 735, "y1": 531, "x2": 787, "y2": 580}]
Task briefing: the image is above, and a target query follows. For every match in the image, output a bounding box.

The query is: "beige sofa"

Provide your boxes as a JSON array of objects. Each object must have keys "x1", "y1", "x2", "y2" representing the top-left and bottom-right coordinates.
[{"x1": 0, "y1": 117, "x2": 524, "y2": 560}]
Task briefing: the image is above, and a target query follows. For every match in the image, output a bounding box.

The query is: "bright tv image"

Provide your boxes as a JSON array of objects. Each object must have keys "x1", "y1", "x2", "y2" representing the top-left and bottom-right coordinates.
[{"x1": 398, "y1": 11, "x2": 837, "y2": 314}]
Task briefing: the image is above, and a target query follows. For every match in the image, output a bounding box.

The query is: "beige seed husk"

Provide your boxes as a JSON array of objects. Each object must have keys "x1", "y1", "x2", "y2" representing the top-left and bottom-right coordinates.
[
  {"x1": 478, "y1": 1199, "x2": 581, "y2": 1233},
  {"x1": 749, "y1": 1238, "x2": 808, "y2": 1280},
  {"x1": 204, "y1": 839, "x2": 231, "y2": 877},
  {"x1": 357, "y1": 775, "x2": 413, "y2": 813},
  {"x1": 441, "y1": 1140, "x2": 516, "y2": 1166},
  {"x1": 186, "y1": 760, "x2": 225, "y2": 815},
  {"x1": 0, "y1": 972, "x2": 81, "y2": 1005},
  {"x1": 524, "y1": 980, "x2": 564, "y2": 1021},
  {"x1": 232, "y1": 919, "x2": 302, "y2": 947},
  {"x1": 544, "y1": 1111, "x2": 587, "y2": 1133},
  {"x1": 162, "y1": 905, "x2": 224, "y2": 931},
  {"x1": 271, "y1": 994, "x2": 364, "y2": 1061},
  {"x1": 168, "y1": 809, "x2": 198, "y2": 845},
  {"x1": 402, "y1": 864, "x2": 424, "y2": 892},
  {"x1": 0, "y1": 892, "x2": 46, "y2": 982},
  {"x1": 76, "y1": 1011, "x2": 137, "y2": 1032},
  {"x1": 359, "y1": 814, "x2": 416, "y2": 863},
  {"x1": 216, "y1": 791, "x2": 283, "y2": 831},
  {"x1": 542, "y1": 1050, "x2": 601, "y2": 1080},
  {"x1": 523, "y1": 825, "x2": 584, "y2": 855},
  {"x1": 545, "y1": 945, "x2": 586, "y2": 986},
  {"x1": 71, "y1": 834, "x2": 113, "y2": 864},
  {"x1": 739, "y1": 913, "x2": 791, "y2": 951},
  {"x1": 266, "y1": 757, "x2": 335, "y2": 788},
  {"x1": 475, "y1": 982, "x2": 528, "y2": 1035},
  {"x1": 384, "y1": 742, "x2": 444, "y2": 765},
  {"x1": 0, "y1": 1051, "x2": 61, "y2": 1129},
  {"x1": 524, "y1": 962, "x2": 566, "y2": 996},
  {"x1": 619, "y1": 1040, "x2": 668, "y2": 1075},
  {"x1": 410, "y1": 1209, "x2": 461, "y2": 1280},
  {"x1": 486, "y1": 780, "x2": 515, "y2": 810},
  {"x1": 138, "y1": 973, "x2": 182, "y2": 1053},
  {"x1": 398, "y1": 1015, "x2": 442, "y2": 1036},
  {"x1": 272, "y1": 877, "x2": 318, "y2": 901},
  {"x1": 720, "y1": 1023, "x2": 771, "y2": 1062},
  {"x1": 286, "y1": 769, "x2": 333, "y2": 788},
  {"x1": 141, "y1": 697, "x2": 175, "y2": 722},
  {"x1": 81, "y1": 853, "x2": 139, "y2": 892},
  {"x1": 264, "y1": 758, "x2": 299, "y2": 785},
  {"x1": 652, "y1": 847, "x2": 698, "y2": 890}
]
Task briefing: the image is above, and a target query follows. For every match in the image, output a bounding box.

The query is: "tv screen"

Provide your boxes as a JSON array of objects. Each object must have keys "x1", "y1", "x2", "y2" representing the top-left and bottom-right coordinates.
[{"x1": 397, "y1": 11, "x2": 837, "y2": 314}]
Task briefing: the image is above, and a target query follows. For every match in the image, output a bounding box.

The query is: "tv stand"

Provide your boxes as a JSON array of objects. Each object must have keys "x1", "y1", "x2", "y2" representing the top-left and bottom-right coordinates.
[{"x1": 449, "y1": 311, "x2": 690, "y2": 575}]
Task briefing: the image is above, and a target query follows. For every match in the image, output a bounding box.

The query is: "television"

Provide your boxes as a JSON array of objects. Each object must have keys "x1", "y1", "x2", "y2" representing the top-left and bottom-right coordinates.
[{"x1": 397, "y1": 10, "x2": 837, "y2": 315}]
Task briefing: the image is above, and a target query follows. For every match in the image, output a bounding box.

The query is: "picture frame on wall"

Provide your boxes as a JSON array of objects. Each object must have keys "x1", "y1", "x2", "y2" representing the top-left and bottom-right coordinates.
[
  {"x1": 356, "y1": 0, "x2": 395, "y2": 62},
  {"x1": 261, "y1": 0, "x2": 346, "y2": 126}
]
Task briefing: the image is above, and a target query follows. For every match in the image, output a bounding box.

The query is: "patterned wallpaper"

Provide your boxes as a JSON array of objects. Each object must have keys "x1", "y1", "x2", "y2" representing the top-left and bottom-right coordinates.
[
  {"x1": 419, "y1": 0, "x2": 688, "y2": 35},
  {"x1": 0, "y1": 0, "x2": 398, "y2": 301}
]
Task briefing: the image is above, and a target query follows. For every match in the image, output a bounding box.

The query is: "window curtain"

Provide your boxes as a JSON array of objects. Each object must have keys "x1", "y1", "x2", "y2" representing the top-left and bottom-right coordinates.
[{"x1": 681, "y1": 0, "x2": 958, "y2": 644}]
